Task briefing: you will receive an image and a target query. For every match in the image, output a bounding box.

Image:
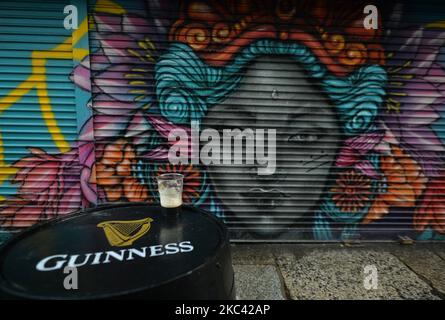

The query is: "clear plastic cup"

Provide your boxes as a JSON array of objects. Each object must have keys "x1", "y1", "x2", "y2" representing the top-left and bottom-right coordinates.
[{"x1": 156, "y1": 173, "x2": 184, "y2": 209}]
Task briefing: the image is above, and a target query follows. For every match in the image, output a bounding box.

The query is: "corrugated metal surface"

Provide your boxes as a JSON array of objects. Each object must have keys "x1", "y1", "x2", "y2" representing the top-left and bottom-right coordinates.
[
  {"x1": 0, "y1": 0, "x2": 87, "y2": 239},
  {"x1": 0, "y1": 0, "x2": 444, "y2": 242},
  {"x1": 85, "y1": 0, "x2": 445, "y2": 242}
]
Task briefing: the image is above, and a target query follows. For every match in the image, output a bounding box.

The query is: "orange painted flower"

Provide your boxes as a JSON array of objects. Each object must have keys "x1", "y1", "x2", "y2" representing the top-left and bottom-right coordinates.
[
  {"x1": 414, "y1": 171, "x2": 445, "y2": 234},
  {"x1": 96, "y1": 139, "x2": 151, "y2": 203},
  {"x1": 331, "y1": 170, "x2": 371, "y2": 213},
  {"x1": 156, "y1": 164, "x2": 201, "y2": 204},
  {"x1": 363, "y1": 145, "x2": 427, "y2": 223}
]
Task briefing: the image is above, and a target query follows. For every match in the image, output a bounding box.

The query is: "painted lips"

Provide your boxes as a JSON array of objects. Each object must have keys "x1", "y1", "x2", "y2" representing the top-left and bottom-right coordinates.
[{"x1": 240, "y1": 187, "x2": 290, "y2": 209}]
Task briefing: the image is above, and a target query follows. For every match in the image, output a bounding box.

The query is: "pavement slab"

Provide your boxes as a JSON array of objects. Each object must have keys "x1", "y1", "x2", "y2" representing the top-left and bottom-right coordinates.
[
  {"x1": 274, "y1": 248, "x2": 440, "y2": 300},
  {"x1": 234, "y1": 264, "x2": 285, "y2": 300},
  {"x1": 429, "y1": 244, "x2": 445, "y2": 262},
  {"x1": 231, "y1": 244, "x2": 276, "y2": 265},
  {"x1": 391, "y1": 247, "x2": 445, "y2": 298}
]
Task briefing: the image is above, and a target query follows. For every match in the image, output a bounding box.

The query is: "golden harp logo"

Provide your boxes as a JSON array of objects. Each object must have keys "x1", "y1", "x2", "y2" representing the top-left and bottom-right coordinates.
[{"x1": 97, "y1": 217, "x2": 153, "y2": 247}]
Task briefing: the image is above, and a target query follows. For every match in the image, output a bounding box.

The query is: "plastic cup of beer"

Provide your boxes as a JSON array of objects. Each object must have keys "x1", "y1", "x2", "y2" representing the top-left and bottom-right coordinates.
[{"x1": 157, "y1": 173, "x2": 184, "y2": 214}]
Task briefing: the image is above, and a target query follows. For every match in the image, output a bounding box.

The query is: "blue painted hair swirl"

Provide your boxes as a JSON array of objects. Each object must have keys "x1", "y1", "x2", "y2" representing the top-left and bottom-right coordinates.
[{"x1": 156, "y1": 39, "x2": 387, "y2": 136}]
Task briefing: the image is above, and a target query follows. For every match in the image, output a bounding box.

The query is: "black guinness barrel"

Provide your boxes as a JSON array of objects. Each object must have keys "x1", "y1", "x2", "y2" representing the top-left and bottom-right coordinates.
[{"x1": 0, "y1": 203, "x2": 235, "y2": 300}]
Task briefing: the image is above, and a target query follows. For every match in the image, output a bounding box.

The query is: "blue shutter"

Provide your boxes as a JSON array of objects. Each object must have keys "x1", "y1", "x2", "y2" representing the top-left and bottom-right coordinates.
[{"x1": 0, "y1": 0, "x2": 93, "y2": 239}]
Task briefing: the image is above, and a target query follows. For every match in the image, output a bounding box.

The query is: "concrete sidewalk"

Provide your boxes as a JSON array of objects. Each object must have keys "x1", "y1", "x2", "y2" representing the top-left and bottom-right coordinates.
[{"x1": 231, "y1": 243, "x2": 445, "y2": 300}]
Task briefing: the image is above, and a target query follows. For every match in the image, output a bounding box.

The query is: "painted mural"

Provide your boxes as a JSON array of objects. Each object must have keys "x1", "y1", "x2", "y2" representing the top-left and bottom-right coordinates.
[{"x1": 0, "y1": 0, "x2": 445, "y2": 241}]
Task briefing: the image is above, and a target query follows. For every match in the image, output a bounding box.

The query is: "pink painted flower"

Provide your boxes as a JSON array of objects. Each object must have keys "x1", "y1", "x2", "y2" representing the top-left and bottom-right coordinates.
[
  {"x1": 336, "y1": 131, "x2": 383, "y2": 179},
  {"x1": 141, "y1": 115, "x2": 193, "y2": 161},
  {"x1": 0, "y1": 148, "x2": 82, "y2": 227},
  {"x1": 77, "y1": 119, "x2": 98, "y2": 205}
]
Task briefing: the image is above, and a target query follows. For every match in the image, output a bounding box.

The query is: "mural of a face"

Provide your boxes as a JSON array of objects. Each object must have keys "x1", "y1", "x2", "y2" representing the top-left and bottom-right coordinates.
[
  {"x1": 202, "y1": 56, "x2": 341, "y2": 236},
  {"x1": 1, "y1": 0, "x2": 445, "y2": 242}
]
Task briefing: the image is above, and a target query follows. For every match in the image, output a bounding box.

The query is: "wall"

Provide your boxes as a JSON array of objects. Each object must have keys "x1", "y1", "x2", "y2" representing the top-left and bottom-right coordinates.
[{"x1": 0, "y1": 0, "x2": 445, "y2": 241}]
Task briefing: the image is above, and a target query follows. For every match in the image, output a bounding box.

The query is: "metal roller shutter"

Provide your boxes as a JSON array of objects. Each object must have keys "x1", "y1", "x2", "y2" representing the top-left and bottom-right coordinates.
[
  {"x1": 86, "y1": 0, "x2": 445, "y2": 242},
  {"x1": 0, "y1": 0, "x2": 92, "y2": 241},
  {"x1": 1, "y1": 0, "x2": 444, "y2": 243}
]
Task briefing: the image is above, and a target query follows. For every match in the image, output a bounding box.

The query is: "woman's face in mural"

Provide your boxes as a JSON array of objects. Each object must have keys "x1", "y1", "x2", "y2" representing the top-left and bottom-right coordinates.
[{"x1": 202, "y1": 56, "x2": 341, "y2": 237}]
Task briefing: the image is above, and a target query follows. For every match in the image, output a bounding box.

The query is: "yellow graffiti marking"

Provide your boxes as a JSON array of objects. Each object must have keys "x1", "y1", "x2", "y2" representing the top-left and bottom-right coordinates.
[
  {"x1": 72, "y1": 16, "x2": 90, "y2": 62},
  {"x1": 0, "y1": 18, "x2": 89, "y2": 187},
  {"x1": 426, "y1": 21, "x2": 445, "y2": 29},
  {"x1": 74, "y1": 48, "x2": 89, "y2": 62},
  {"x1": 386, "y1": 97, "x2": 401, "y2": 114},
  {"x1": 95, "y1": 0, "x2": 126, "y2": 15},
  {"x1": 0, "y1": 132, "x2": 18, "y2": 201}
]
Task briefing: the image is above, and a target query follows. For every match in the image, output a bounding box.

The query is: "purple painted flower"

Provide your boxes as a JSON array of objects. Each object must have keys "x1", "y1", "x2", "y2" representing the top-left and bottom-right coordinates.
[
  {"x1": 384, "y1": 27, "x2": 445, "y2": 178},
  {"x1": 73, "y1": 10, "x2": 172, "y2": 148},
  {"x1": 90, "y1": 12, "x2": 159, "y2": 113},
  {"x1": 71, "y1": 56, "x2": 91, "y2": 91},
  {"x1": 73, "y1": 10, "x2": 168, "y2": 119}
]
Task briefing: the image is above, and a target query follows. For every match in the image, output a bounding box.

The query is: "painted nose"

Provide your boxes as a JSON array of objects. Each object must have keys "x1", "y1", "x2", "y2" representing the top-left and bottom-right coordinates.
[{"x1": 247, "y1": 165, "x2": 285, "y2": 181}]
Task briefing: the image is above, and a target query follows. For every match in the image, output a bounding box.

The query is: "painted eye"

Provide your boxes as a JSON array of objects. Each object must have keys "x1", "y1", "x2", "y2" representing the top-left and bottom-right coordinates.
[{"x1": 288, "y1": 133, "x2": 320, "y2": 143}]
